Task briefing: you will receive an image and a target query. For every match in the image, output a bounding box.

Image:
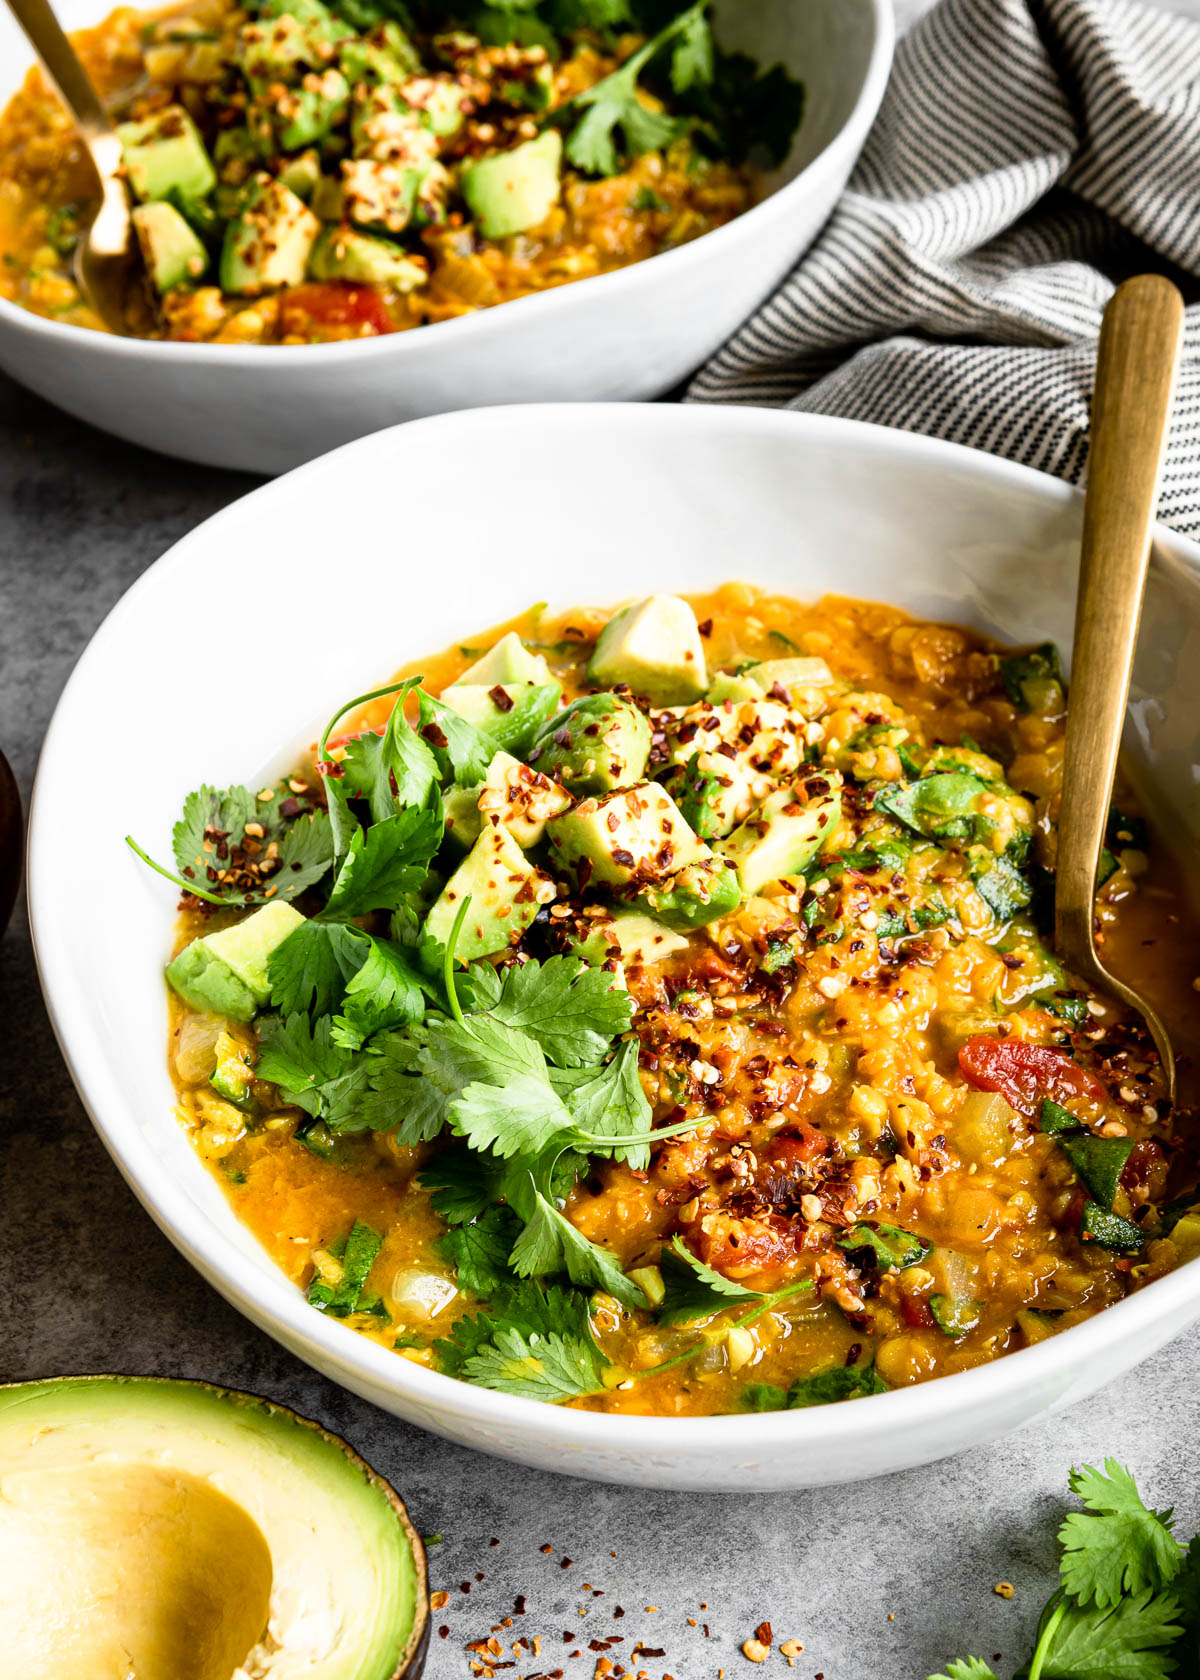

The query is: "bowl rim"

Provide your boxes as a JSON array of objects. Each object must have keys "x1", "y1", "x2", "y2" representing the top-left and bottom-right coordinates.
[
  {"x1": 0, "y1": 0, "x2": 894, "y2": 365},
  {"x1": 27, "y1": 402, "x2": 1200, "y2": 1461}
]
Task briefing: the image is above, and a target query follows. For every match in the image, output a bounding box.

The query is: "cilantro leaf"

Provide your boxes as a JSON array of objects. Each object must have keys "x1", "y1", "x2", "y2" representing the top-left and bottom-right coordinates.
[
  {"x1": 423, "y1": 1010, "x2": 551, "y2": 1095},
  {"x1": 323, "y1": 679, "x2": 440, "y2": 845},
  {"x1": 173, "y1": 784, "x2": 255, "y2": 880},
  {"x1": 1059, "y1": 1462, "x2": 1183, "y2": 1609},
  {"x1": 657, "y1": 1234, "x2": 763, "y2": 1326},
  {"x1": 256, "y1": 1012, "x2": 348, "y2": 1114},
  {"x1": 416, "y1": 690, "x2": 495, "y2": 788},
  {"x1": 358, "y1": 1029, "x2": 452, "y2": 1145},
  {"x1": 558, "y1": 4, "x2": 709, "y2": 175},
  {"x1": 486, "y1": 955, "x2": 634, "y2": 1067},
  {"x1": 435, "y1": 1205, "x2": 521, "y2": 1295},
  {"x1": 307, "y1": 1219, "x2": 383, "y2": 1316},
  {"x1": 269, "y1": 809, "x2": 336, "y2": 900},
  {"x1": 421, "y1": 1143, "x2": 503, "y2": 1225},
  {"x1": 332, "y1": 937, "x2": 427, "y2": 1050},
  {"x1": 322, "y1": 802, "x2": 442, "y2": 921},
  {"x1": 433, "y1": 1280, "x2": 606, "y2": 1401},
  {"x1": 926, "y1": 1663, "x2": 999, "y2": 1680},
  {"x1": 460, "y1": 1324, "x2": 608, "y2": 1403},
  {"x1": 562, "y1": 1039, "x2": 653, "y2": 1167},
  {"x1": 668, "y1": 2, "x2": 712, "y2": 90},
  {"x1": 255, "y1": 1012, "x2": 377, "y2": 1128},
  {"x1": 267, "y1": 920, "x2": 364, "y2": 1018},
  {"x1": 787, "y1": 1361, "x2": 888, "y2": 1408},
  {"x1": 508, "y1": 1185, "x2": 645, "y2": 1309},
  {"x1": 451, "y1": 1074, "x2": 575, "y2": 1159},
  {"x1": 1034, "y1": 1590, "x2": 1182, "y2": 1679}
]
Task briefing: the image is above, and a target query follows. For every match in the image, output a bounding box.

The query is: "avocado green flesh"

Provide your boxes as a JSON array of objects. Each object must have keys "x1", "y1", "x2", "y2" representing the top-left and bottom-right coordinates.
[
  {"x1": 460, "y1": 130, "x2": 562, "y2": 238},
  {"x1": 0, "y1": 1376, "x2": 426, "y2": 1680},
  {"x1": 132, "y1": 201, "x2": 208, "y2": 292},
  {"x1": 527, "y1": 694, "x2": 651, "y2": 795}
]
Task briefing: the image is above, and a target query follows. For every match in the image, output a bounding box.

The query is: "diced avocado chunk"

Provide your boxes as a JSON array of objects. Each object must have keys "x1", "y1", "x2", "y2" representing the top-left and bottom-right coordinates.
[
  {"x1": 424, "y1": 826, "x2": 553, "y2": 960},
  {"x1": 341, "y1": 157, "x2": 424, "y2": 235},
  {"x1": 709, "y1": 657, "x2": 834, "y2": 709},
  {"x1": 239, "y1": 0, "x2": 351, "y2": 79},
  {"x1": 118, "y1": 105, "x2": 217, "y2": 206},
  {"x1": 442, "y1": 783, "x2": 483, "y2": 851},
  {"x1": 276, "y1": 148, "x2": 323, "y2": 201},
  {"x1": 210, "y1": 1029, "x2": 256, "y2": 1108},
  {"x1": 476, "y1": 751, "x2": 571, "y2": 847},
  {"x1": 659, "y1": 697, "x2": 805, "y2": 781},
  {"x1": 438, "y1": 681, "x2": 561, "y2": 756},
  {"x1": 668, "y1": 750, "x2": 765, "y2": 840},
  {"x1": 527, "y1": 694, "x2": 651, "y2": 795},
  {"x1": 220, "y1": 175, "x2": 322, "y2": 293},
  {"x1": 588, "y1": 595, "x2": 708, "y2": 704},
  {"x1": 457, "y1": 632, "x2": 553, "y2": 689},
  {"x1": 166, "y1": 901, "x2": 305, "y2": 1022},
  {"x1": 277, "y1": 68, "x2": 350, "y2": 151},
  {"x1": 461, "y1": 130, "x2": 562, "y2": 239},
  {"x1": 308, "y1": 225, "x2": 427, "y2": 290},
  {"x1": 131, "y1": 201, "x2": 208, "y2": 293},
  {"x1": 547, "y1": 783, "x2": 707, "y2": 887},
  {"x1": 638, "y1": 857, "x2": 741, "y2": 930},
  {"x1": 569, "y1": 910, "x2": 688, "y2": 969},
  {"x1": 443, "y1": 752, "x2": 570, "y2": 851},
  {"x1": 402, "y1": 74, "x2": 467, "y2": 137},
  {"x1": 716, "y1": 775, "x2": 844, "y2": 894}
]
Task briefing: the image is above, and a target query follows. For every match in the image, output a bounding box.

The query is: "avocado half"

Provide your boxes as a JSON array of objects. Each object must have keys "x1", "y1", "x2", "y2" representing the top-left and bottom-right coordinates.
[{"x1": 0, "y1": 1375, "x2": 429, "y2": 1680}]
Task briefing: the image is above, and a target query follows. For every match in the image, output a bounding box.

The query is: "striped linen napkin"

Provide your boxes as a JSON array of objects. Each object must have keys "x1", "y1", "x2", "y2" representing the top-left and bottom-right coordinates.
[{"x1": 688, "y1": 0, "x2": 1200, "y2": 537}]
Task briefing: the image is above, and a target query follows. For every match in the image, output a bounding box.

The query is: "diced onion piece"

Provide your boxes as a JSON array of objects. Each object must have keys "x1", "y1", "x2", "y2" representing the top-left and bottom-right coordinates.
[
  {"x1": 174, "y1": 1012, "x2": 227, "y2": 1084},
  {"x1": 954, "y1": 1089, "x2": 1020, "y2": 1167},
  {"x1": 389, "y1": 1267, "x2": 457, "y2": 1321}
]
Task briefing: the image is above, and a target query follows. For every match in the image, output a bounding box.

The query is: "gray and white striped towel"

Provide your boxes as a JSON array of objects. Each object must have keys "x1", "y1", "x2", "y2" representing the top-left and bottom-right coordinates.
[{"x1": 688, "y1": 0, "x2": 1200, "y2": 538}]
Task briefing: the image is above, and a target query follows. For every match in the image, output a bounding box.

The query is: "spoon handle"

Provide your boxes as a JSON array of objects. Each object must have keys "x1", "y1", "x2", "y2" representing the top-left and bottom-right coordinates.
[
  {"x1": 1055, "y1": 274, "x2": 1184, "y2": 972},
  {"x1": 7, "y1": 0, "x2": 114, "y2": 141}
]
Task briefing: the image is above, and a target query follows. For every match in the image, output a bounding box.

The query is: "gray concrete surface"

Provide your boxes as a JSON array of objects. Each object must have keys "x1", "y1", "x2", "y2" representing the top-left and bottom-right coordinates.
[{"x1": 4, "y1": 4, "x2": 1200, "y2": 1677}]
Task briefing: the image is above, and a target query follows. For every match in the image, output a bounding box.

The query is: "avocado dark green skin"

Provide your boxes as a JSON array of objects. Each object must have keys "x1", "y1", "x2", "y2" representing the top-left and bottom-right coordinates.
[{"x1": 2, "y1": 1374, "x2": 430, "y2": 1680}]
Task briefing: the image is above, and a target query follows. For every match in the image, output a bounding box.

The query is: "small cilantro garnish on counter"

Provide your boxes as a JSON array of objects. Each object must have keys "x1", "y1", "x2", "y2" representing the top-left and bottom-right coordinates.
[{"x1": 928, "y1": 1460, "x2": 1194, "y2": 1680}]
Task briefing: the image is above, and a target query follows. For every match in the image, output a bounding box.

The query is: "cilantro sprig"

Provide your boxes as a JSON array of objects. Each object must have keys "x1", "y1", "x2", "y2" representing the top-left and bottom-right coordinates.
[
  {"x1": 126, "y1": 782, "x2": 334, "y2": 906},
  {"x1": 928, "y1": 1460, "x2": 1196, "y2": 1680}
]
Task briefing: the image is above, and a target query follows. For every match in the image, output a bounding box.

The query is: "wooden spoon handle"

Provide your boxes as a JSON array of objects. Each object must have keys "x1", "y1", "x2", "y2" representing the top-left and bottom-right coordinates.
[{"x1": 1054, "y1": 275, "x2": 1185, "y2": 972}]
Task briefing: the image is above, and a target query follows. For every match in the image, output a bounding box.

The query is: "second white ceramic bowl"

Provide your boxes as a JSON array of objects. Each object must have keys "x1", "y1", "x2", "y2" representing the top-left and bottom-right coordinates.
[
  {"x1": 28, "y1": 405, "x2": 1200, "y2": 1489},
  {"x1": 0, "y1": 0, "x2": 892, "y2": 472}
]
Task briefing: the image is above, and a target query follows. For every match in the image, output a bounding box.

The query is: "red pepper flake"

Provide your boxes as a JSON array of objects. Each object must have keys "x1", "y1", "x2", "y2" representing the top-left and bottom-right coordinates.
[
  {"x1": 488, "y1": 684, "x2": 516, "y2": 713},
  {"x1": 514, "y1": 1596, "x2": 527, "y2": 1615},
  {"x1": 560, "y1": 1557, "x2": 573, "y2": 1569},
  {"x1": 697, "y1": 618, "x2": 713, "y2": 637},
  {"x1": 613, "y1": 1607, "x2": 625, "y2": 1617},
  {"x1": 421, "y1": 722, "x2": 449, "y2": 750},
  {"x1": 438, "y1": 1626, "x2": 450, "y2": 1639}
]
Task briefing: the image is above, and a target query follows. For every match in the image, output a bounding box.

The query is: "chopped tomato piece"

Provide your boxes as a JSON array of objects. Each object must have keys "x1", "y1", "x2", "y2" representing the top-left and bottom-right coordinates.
[
  {"x1": 767, "y1": 1126, "x2": 829, "y2": 1170},
  {"x1": 958, "y1": 1035, "x2": 1105, "y2": 1117},
  {"x1": 280, "y1": 282, "x2": 396, "y2": 338}
]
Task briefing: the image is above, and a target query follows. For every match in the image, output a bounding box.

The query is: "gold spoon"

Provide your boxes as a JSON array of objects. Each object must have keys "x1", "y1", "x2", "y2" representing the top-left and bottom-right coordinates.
[
  {"x1": 1055, "y1": 273, "x2": 1185, "y2": 1105},
  {"x1": 7, "y1": 0, "x2": 133, "y2": 333}
]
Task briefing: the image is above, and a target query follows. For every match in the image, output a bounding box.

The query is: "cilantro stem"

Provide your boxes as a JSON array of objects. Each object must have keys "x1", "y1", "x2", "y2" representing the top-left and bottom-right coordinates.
[
  {"x1": 124, "y1": 835, "x2": 227, "y2": 906},
  {"x1": 1026, "y1": 1597, "x2": 1066, "y2": 1680},
  {"x1": 572, "y1": 1112, "x2": 708, "y2": 1152},
  {"x1": 443, "y1": 892, "x2": 472, "y2": 1027},
  {"x1": 317, "y1": 677, "x2": 423, "y2": 767},
  {"x1": 638, "y1": 1278, "x2": 814, "y2": 1380}
]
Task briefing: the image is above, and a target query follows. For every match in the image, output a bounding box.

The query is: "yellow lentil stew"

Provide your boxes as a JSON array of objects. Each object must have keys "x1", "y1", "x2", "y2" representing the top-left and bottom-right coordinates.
[
  {"x1": 0, "y1": 0, "x2": 800, "y2": 343},
  {"x1": 141, "y1": 587, "x2": 1200, "y2": 1416}
]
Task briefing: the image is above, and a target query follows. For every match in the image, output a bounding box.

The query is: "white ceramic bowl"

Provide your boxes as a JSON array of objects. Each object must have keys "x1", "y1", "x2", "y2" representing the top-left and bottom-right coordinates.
[
  {"x1": 29, "y1": 405, "x2": 1200, "y2": 1489},
  {"x1": 0, "y1": 0, "x2": 892, "y2": 474}
]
